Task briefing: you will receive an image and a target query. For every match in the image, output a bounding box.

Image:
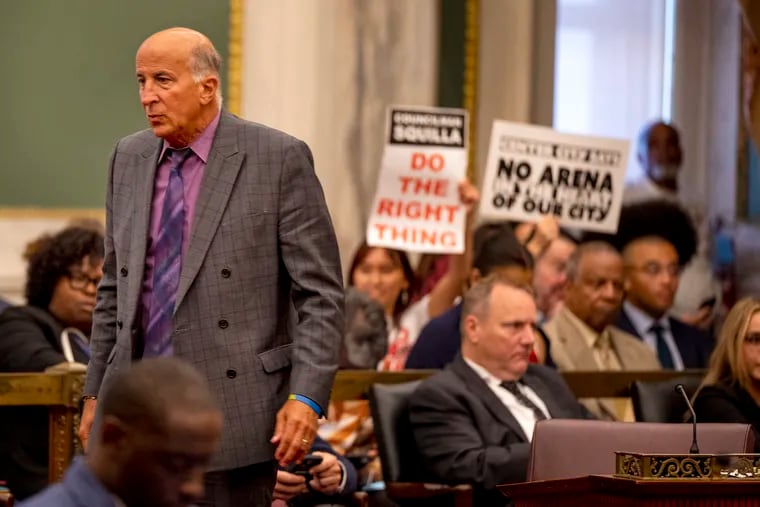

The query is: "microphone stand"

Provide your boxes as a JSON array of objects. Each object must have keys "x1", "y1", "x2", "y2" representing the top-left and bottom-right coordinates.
[{"x1": 675, "y1": 384, "x2": 700, "y2": 454}]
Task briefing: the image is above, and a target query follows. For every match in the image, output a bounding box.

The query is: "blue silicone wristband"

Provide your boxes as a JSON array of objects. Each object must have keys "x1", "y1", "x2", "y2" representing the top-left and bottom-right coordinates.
[{"x1": 289, "y1": 393, "x2": 323, "y2": 416}]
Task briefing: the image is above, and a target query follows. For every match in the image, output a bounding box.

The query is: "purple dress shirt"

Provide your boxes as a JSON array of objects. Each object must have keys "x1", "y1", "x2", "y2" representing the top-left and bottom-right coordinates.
[{"x1": 140, "y1": 110, "x2": 221, "y2": 338}]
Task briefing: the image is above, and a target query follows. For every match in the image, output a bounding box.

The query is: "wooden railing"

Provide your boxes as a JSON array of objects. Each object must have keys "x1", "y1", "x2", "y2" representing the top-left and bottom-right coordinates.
[
  {"x1": 0, "y1": 364, "x2": 85, "y2": 482},
  {"x1": 0, "y1": 367, "x2": 707, "y2": 485},
  {"x1": 329, "y1": 369, "x2": 706, "y2": 401}
]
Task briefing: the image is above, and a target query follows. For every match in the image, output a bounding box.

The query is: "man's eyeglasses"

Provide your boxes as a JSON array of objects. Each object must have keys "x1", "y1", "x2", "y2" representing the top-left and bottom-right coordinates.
[
  {"x1": 744, "y1": 333, "x2": 760, "y2": 345},
  {"x1": 68, "y1": 272, "x2": 101, "y2": 291},
  {"x1": 627, "y1": 263, "x2": 681, "y2": 278}
]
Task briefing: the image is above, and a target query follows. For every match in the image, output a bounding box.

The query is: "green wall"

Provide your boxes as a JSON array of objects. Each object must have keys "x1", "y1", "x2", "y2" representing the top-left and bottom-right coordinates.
[
  {"x1": 437, "y1": 0, "x2": 466, "y2": 108},
  {"x1": 0, "y1": 1, "x2": 230, "y2": 208}
]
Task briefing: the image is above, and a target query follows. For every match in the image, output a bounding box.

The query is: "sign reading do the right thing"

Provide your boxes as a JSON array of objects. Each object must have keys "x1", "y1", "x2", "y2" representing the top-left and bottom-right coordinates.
[{"x1": 479, "y1": 121, "x2": 630, "y2": 233}]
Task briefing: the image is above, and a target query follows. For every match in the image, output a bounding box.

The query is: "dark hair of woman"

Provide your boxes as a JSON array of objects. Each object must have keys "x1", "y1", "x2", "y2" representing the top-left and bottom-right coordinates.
[{"x1": 24, "y1": 226, "x2": 105, "y2": 310}]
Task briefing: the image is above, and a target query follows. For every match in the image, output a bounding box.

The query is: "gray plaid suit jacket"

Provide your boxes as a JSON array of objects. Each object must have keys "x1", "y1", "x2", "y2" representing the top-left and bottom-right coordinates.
[{"x1": 84, "y1": 111, "x2": 344, "y2": 470}]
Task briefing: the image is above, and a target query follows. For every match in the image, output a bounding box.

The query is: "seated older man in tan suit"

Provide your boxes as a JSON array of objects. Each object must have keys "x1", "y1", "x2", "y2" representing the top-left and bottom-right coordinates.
[{"x1": 543, "y1": 241, "x2": 661, "y2": 420}]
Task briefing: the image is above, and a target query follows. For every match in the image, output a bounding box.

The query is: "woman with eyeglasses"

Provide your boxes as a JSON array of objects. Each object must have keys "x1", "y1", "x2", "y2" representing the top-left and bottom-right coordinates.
[
  {"x1": 0, "y1": 224, "x2": 103, "y2": 500},
  {"x1": 693, "y1": 298, "x2": 760, "y2": 450}
]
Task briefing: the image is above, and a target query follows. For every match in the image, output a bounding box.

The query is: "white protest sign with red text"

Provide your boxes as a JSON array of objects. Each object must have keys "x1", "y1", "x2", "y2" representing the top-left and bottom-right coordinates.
[
  {"x1": 367, "y1": 106, "x2": 469, "y2": 253},
  {"x1": 480, "y1": 121, "x2": 629, "y2": 233}
]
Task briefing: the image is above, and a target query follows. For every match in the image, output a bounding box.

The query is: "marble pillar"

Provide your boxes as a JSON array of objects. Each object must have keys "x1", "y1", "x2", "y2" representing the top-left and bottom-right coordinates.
[
  {"x1": 671, "y1": 0, "x2": 740, "y2": 220},
  {"x1": 474, "y1": 0, "x2": 556, "y2": 181},
  {"x1": 241, "y1": 0, "x2": 439, "y2": 272}
]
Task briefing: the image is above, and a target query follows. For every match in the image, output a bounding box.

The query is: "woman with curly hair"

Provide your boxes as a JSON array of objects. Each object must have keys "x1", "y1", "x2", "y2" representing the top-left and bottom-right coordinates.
[
  {"x1": 0, "y1": 224, "x2": 103, "y2": 500},
  {"x1": 0, "y1": 225, "x2": 104, "y2": 370},
  {"x1": 693, "y1": 298, "x2": 760, "y2": 450}
]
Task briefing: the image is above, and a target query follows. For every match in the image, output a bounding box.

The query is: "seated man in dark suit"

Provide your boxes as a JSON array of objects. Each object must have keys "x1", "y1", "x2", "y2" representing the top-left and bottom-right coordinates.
[
  {"x1": 610, "y1": 201, "x2": 713, "y2": 369},
  {"x1": 409, "y1": 275, "x2": 593, "y2": 507},
  {"x1": 617, "y1": 236, "x2": 713, "y2": 369},
  {"x1": 406, "y1": 223, "x2": 552, "y2": 369}
]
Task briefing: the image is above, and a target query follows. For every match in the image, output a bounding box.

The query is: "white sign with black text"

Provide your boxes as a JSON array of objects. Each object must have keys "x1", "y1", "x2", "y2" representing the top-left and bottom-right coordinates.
[{"x1": 479, "y1": 121, "x2": 630, "y2": 233}]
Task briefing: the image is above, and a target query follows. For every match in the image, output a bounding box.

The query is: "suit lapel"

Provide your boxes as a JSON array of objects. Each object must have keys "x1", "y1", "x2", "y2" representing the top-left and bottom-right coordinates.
[
  {"x1": 126, "y1": 138, "x2": 161, "y2": 320},
  {"x1": 610, "y1": 329, "x2": 633, "y2": 369},
  {"x1": 175, "y1": 112, "x2": 243, "y2": 311},
  {"x1": 617, "y1": 309, "x2": 640, "y2": 339},
  {"x1": 555, "y1": 309, "x2": 599, "y2": 371},
  {"x1": 610, "y1": 327, "x2": 651, "y2": 370},
  {"x1": 450, "y1": 355, "x2": 529, "y2": 441},
  {"x1": 669, "y1": 318, "x2": 693, "y2": 367},
  {"x1": 521, "y1": 368, "x2": 563, "y2": 418},
  {"x1": 553, "y1": 310, "x2": 623, "y2": 419}
]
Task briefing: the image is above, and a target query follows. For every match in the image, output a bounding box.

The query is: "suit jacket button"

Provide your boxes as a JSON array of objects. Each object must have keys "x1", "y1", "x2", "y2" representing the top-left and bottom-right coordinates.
[
  {"x1": 218, "y1": 319, "x2": 229, "y2": 329},
  {"x1": 120, "y1": 266, "x2": 128, "y2": 277},
  {"x1": 226, "y1": 369, "x2": 237, "y2": 379},
  {"x1": 221, "y1": 268, "x2": 231, "y2": 278},
  {"x1": 116, "y1": 320, "x2": 123, "y2": 329}
]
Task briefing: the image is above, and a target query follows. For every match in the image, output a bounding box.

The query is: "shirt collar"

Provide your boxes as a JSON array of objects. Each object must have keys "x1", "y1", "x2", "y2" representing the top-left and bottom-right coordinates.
[
  {"x1": 64, "y1": 457, "x2": 119, "y2": 506},
  {"x1": 563, "y1": 307, "x2": 609, "y2": 349},
  {"x1": 624, "y1": 300, "x2": 670, "y2": 335},
  {"x1": 158, "y1": 108, "x2": 222, "y2": 164},
  {"x1": 463, "y1": 356, "x2": 510, "y2": 388}
]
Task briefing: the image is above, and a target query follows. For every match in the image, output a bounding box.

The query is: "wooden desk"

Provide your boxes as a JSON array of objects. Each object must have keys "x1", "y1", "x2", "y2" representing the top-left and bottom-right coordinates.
[
  {"x1": 500, "y1": 475, "x2": 760, "y2": 507},
  {"x1": 0, "y1": 367, "x2": 85, "y2": 482},
  {"x1": 0, "y1": 367, "x2": 707, "y2": 487},
  {"x1": 330, "y1": 369, "x2": 705, "y2": 401},
  {"x1": 560, "y1": 369, "x2": 705, "y2": 398},
  {"x1": 331, "y1": 370, "x2": 434, "y2": 401}
]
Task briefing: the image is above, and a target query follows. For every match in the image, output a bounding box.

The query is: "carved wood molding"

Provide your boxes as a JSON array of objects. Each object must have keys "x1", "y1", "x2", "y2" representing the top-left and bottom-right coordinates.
[{"x1": 0, "y1": 370, "x2": 85, "y2": 483}]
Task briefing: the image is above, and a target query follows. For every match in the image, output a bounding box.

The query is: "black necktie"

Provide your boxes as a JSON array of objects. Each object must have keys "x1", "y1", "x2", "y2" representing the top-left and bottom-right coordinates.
[
  {"x1": 500, "y1": 381, "x2": 547, "y2": 421},
  {"x1": 650, "y1": 323, "x2": 675, "y2": 368}
]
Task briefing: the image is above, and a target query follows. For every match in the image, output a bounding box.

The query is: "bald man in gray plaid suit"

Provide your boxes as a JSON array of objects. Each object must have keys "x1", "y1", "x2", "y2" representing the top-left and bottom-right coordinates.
[{"x1": 78, "y1": 28, "x2": 344, "y2": 506}]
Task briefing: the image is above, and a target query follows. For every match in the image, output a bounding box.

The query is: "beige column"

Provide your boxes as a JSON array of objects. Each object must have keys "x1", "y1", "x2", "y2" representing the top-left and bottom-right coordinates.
[
  {"x1": 475, "y1": 0, "x2": 556, "y2": 181},
  {"x1": 671, "y1": 0, "x2": 740, "y2": 220},
  {"x1": 240, "y1": 0, "x2": 439, "y2": 271}
]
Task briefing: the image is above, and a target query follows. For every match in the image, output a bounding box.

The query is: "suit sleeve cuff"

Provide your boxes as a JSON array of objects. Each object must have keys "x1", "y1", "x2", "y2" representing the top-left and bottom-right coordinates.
[
  {"x1": 288, "y1": 393, "x2": 324, "y2": 416},
  {"x1": 337, "y1": 461, "x2": 347, "y2": 493}
]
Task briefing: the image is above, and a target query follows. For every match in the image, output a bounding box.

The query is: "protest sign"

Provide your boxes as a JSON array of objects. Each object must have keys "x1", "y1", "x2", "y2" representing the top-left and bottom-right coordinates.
[
  {"x1": 479, "y1": 121, "x2": 629, "y2": 233},
  {"x1": 366, "y1": 106, "x2": 469, "y2": 253}
]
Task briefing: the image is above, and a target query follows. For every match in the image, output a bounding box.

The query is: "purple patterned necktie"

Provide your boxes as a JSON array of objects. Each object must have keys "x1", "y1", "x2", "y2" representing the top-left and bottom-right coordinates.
[{"x1": 143, "y1": 148, "x2": 192, "y2": 357}]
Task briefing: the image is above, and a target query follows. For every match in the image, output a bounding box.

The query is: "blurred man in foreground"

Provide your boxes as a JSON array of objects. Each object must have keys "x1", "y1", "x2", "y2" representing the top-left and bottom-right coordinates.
[{"x1": 21, "y1": 358, "x2": 222, "y2": 507}]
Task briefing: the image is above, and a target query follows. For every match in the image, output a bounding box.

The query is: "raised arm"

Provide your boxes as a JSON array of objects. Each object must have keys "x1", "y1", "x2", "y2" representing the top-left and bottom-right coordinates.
[{"x1": 426, "y1": 179, "x2": 480, "y2": 318}]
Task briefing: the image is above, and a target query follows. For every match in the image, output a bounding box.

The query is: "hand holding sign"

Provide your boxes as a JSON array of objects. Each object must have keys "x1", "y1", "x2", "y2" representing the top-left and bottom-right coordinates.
[
  {"x1": 367, "y1": 106, "x2": 470, "y2": 253},
  {"x1": 458, "y1": 178, "x2": 480, "y2": 217}
]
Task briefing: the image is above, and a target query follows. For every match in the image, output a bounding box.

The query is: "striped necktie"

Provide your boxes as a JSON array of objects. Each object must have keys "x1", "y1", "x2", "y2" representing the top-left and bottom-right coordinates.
[{"x1": 143, "y1": 148, "x2": 191, "y2": 357}]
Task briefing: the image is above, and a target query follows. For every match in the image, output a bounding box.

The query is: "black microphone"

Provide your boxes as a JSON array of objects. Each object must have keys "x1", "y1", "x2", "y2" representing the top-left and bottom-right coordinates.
[{"x1": 675, "y1": 383, "x2": 700, "y2": 454}]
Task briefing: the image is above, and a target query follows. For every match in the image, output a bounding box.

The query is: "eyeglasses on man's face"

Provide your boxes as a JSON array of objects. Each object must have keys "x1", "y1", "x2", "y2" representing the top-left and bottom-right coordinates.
[{"x1": 628, "y1": 262, "x2": 681, "y2": 278}]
